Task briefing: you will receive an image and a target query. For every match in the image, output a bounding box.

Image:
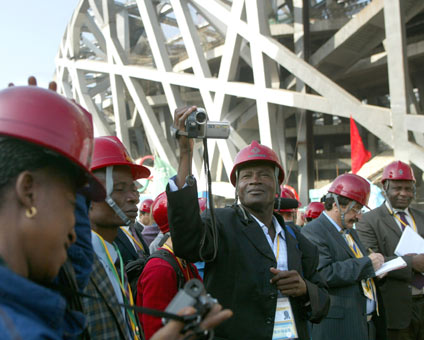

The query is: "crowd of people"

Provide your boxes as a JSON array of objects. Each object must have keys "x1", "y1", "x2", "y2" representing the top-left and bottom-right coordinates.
[{"x1": 0, "y1": 85, "x2": 423, "y2": 340}]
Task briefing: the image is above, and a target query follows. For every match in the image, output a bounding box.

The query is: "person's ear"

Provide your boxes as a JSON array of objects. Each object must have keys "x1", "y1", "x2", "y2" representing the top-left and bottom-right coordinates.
[{"x1": 15, "y1": 171, "x2": 37, "y2": 211}]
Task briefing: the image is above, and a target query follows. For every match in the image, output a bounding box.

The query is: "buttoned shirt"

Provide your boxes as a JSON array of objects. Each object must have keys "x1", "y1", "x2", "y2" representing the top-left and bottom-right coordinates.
[{"x1": 251, "y1": 214, "x2": 288, "y2": 272}]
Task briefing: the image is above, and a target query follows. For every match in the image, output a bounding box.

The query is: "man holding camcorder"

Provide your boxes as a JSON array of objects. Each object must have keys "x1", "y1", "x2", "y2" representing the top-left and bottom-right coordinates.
[{"x1": 166, "y1": 106, "x2": 330, "y2": 340}]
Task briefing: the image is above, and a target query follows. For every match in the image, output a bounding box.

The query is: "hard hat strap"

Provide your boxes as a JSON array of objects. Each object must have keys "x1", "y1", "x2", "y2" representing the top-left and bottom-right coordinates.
[
  {"x1": 275, "y1": 167, "x2": 281, "y2": 211},
  {"x1": 332, "y1": 193, "x2": 357, "y2": 229},
  {"x1": 234, "y1": 170, "x2": 239, "y2": 205},
  {"x1": 105, "y1": 166, "x2": 131, "y2": 226}
]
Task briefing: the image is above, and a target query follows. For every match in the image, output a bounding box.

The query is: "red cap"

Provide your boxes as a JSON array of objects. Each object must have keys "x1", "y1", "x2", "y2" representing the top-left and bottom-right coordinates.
[
  {"x1": 328, "y1": 173, "x2": 370, "y2": 207},
  {"x1": 140, "y1": 199, "x2": 153, "y2": 213},
  {"x1": 381, "y1": 161, "x2": 415, "y2": 183},
  {"x1": 230, "y1": 140, "x2": 284, "y2": 186},
  {"x1": 91, "y1": 136, "x2": 150, "y2": 180},
  {"x1": 0, "y1": 86, "x2": 105, "y2": 201},
  {"x1": 305, "y1": 202, "x2": 325, "y2": 219}
]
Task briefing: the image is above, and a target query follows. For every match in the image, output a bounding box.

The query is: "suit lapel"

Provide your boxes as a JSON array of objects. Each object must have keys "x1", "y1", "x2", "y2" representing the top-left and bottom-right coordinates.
[
  {"x1": 117, "y1": 228, "x2": 138, "y2": 258},
  {"x1": 91, "y1": 255, "x2": 128, "y2": 338},
  {"x1": 379, "y1": 204, "x2": 403, "y2": 239},
  {"x1": 241, "y1": 218, "x2": 276, "y2": 263},
  {"x1": 284, "y1": 225, "x2": 302, "y2": 272},
  {"x1": 320, "y1": 215, "x2": 354, "y2": 258}
]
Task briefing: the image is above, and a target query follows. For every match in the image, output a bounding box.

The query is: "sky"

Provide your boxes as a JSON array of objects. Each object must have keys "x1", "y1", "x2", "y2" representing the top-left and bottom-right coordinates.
[{"x1": 0, "y1": 0, "x2": 80, "y2": 89}]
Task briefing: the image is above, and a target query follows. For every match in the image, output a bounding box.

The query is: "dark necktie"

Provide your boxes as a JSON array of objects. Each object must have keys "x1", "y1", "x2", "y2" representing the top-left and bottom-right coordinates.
[{"x1": 396, "y1": 211, "x2": 409, "y2": 231}]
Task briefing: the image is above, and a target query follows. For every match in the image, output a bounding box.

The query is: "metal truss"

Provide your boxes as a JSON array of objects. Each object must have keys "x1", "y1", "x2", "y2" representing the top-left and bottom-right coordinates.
[{"x1": 56, "y1": 0, "x2": 424, "y2": 202}]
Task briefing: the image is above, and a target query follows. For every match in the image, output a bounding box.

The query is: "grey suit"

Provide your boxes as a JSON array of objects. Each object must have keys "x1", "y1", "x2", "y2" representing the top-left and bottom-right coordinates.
[
  {"x1": 302, "y1": 213, "x2": 381, "y2": 340},
  {"x1": 356, "y1": 203, "x2": 424, "y2": 330}
]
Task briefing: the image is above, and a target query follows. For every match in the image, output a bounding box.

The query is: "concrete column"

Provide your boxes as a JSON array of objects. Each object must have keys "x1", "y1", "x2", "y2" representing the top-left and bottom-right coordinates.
[
  {"x1": 384, "y1": 0, "x2": 409, "y2": 160},
  {"x1": 294, "y1": 0, "x2": 313, "y2": 205}
]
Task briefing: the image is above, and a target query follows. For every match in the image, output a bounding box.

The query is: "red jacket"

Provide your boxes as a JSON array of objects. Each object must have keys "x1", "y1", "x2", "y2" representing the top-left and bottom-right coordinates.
[{"x1": 136, "y1": 248, "x2": 201, "y2": 339}]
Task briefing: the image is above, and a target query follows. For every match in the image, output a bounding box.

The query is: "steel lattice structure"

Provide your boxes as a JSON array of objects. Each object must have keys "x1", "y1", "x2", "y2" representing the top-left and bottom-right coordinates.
[{"x1": 56, "y1": 0, "x2": 424, "y2": 202}]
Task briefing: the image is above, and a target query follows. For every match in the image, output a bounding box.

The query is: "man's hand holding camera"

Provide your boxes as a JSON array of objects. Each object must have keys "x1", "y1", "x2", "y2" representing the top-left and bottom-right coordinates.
[{"x1": 172, "y1": 106, "x2": 197, "y2": 189}]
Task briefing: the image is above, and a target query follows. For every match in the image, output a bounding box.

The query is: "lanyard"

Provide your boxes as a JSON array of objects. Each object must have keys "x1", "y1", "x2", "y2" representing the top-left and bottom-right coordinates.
[
  {"x1": 162, "y1": 244, "x2": 192, "y2": 280},
  {"x1": 394, "y1": 213, "x2": 417, "y2": 232},
  {"x1": 92, "y1": 231, "x2": 141, "y2": 340},
  {"x1": 276, "y1": 235, "x2": 280, "y2": 260},
  {"x1": 344, "y1": 232, "x2": 379, "y2": 314},
  {"x1": 120, "y1": 226, "x2": 144, "y2": 251}
]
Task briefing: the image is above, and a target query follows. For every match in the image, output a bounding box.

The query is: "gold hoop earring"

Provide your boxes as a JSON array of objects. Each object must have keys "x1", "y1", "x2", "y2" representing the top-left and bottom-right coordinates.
[{"x1": 25, "y1": 207, "x2": 37, "y2": 219}]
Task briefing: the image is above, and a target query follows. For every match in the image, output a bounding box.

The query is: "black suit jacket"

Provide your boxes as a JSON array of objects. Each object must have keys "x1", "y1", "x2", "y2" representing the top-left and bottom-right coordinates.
[
  {"x1": 356, "y1": 203, "x2": 424, "y2": 329},
  {"x1": 167, "y1": 182, "x2": 329, "y2": 340},
  {"x1": 302, "y1": 213, "x2": 387, "y2": 340},
  {"x1": 114, "y1": 226, "x2": 150, "y2": 266}
]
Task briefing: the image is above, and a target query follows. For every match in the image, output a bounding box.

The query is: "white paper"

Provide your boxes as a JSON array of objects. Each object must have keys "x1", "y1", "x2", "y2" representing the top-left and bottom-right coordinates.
[
  {"x1": 375, "y1": 257, "x2": 407, "y2": 276},
  {"x1": 394, "y1": 226, "x2": 424, "y2": 256}
]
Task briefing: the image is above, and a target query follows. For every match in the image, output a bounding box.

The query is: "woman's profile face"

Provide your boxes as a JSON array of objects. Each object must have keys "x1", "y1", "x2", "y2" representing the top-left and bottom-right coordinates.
[{"x1": 21, "y1": 169, "x2": 77, "y2": 283}]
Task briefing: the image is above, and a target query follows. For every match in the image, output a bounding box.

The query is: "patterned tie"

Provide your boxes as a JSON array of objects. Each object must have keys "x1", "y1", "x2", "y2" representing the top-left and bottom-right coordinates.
[
  {"x1": 342, "y1": 231, "x2": 378, "y2": 307},
  {"x1": 396, "y1": 211, "x2": 409, "y2": 231}
]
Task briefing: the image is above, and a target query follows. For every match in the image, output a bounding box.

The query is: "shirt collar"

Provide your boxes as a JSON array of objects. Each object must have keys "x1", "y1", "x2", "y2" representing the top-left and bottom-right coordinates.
[
  {"x1": 322, "y1": 211, "x2": 343, "y2": 233},
  {"x1": 251, "y1": 214, "x2": 286, "y2": 240},
  {"x1": 91, "y1": 230, "x2": 118, "y2": 263},
  {"x1": 384, "y1": 200, "x2": 410, "y2": 216}
]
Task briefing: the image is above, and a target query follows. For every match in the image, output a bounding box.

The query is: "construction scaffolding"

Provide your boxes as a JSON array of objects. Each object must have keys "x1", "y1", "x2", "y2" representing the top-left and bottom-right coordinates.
[{"x1": 55, "y1": 0, "x2": 424, "y2": 204}]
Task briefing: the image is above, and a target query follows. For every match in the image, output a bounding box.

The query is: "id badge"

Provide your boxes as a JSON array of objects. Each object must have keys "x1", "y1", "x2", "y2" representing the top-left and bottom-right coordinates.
[{"x1": 272, "y1": 297, "x2": 298, "y2": 340}]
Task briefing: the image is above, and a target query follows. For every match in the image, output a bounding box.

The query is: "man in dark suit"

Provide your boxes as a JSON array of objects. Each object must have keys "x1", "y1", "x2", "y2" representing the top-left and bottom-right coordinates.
[
  {"x1": 167, "y1": 106, "x2": 329, "y2": 340},
  {"x1": 357, "y1": 161, "x2": 424, "y2": 340},
  {"x1": 302, "y1": 173, "x2": 386, "y2": 340}
]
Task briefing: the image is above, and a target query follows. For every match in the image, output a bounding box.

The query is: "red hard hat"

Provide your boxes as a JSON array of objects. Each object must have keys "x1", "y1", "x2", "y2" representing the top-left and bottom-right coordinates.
[
  {"x1": 275, "y1": 187, "x2": 299, "y2": 212},
  {"x1": 0, "y1": 86, "x2": 105, "y2": 201},
  {"x1": 305, "y1": 202, "x2": 325, "y2": 220},
  {"x1": 381, "y1": 161, "x2": 415, "y2": 183},
  {"x1": 91, "y1": 136, "x2": 150, "y2": 180},
  {"x1": 152, "y1": 192, "x2": 169, "y2": 234},
  {"x1": 140, "y1": 198, "x2": 153, "y2": 213},
  {"x1": 153, "y1": 193, "x2": 208, "y2": 234},
  {"x1": 230, "y1": 140, "x2": 284, "y2": 186},
  {"x1": 328, "y1": 173, "x2": 370, "y2": 207}
]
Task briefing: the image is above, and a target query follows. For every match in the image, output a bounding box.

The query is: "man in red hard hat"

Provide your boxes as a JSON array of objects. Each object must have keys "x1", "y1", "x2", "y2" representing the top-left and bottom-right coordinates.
[
  {"x1": 84, "y1": 135, "x2": 150, "y2": 340},
  {"x1": 302, "y1": 173, "x2": 386, "y2": 340},
  {"x1": 166, "y1": 106, "x2": 329, "y2": 340},
  {"x1": 357, "y1": 161, "x2": 424, "y2": 340},
  {"x1": 139, "y1": 198, "x2": 154, "y2": 227},
  {"x1": 136, "y1": 198, "x2": 160, "y2": 247},
  {"x1": 275, "y1": 185, "x2": 301, "y2": 230}
]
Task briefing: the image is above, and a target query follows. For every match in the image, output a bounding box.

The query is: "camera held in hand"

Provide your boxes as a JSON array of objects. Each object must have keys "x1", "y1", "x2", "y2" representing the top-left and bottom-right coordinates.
[
  {"x1": 185, "y1": 108, "x2": 230, "y2": 139},
  {"x1": 163, "y1": 279, "x2": 217, "y2": 325}
]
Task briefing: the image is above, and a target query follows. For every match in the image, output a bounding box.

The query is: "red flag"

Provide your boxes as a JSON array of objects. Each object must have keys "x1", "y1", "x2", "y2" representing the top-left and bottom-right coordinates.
[{"x1": 350, "y1": 116, "x2": 371, "y2": 174}]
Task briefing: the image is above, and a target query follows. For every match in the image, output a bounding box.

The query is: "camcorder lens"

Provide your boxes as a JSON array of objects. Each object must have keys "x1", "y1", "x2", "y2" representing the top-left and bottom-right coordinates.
[{"x1": 195, "y1": 110, "x2": 207, "y2": 124}]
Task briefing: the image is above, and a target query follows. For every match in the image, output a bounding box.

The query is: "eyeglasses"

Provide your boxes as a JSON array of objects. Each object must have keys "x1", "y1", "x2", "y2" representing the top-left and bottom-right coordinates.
[{"x1": 350, "y1": 206, "x2": 363, "y2": 214}]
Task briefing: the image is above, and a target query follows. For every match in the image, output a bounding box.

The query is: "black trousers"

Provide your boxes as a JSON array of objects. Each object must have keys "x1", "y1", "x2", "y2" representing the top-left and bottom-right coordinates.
[{"x1": 387, "y1": 296, "x2": 424, "y2": 340}]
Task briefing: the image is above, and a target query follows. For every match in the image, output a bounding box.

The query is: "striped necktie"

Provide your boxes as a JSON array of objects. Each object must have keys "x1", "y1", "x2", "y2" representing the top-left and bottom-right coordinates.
[
  {"x1": 342, "y1": 231, "x2": 378, "y2": 307},
  {"x1": 396, "y1": 211, "x2": 409, "y2": 231}
]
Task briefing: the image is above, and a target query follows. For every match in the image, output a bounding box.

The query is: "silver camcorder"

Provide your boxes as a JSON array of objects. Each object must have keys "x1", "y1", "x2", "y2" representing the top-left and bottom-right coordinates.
[
  {"x1": 185, "y1": 108, "x2": 230, "y2": 139},
  {"x1": 163, "y1": 279, "x2": 217, "y2": 325}
]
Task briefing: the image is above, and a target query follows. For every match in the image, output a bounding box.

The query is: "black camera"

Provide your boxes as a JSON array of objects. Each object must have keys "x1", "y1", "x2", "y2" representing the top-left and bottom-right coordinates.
[
  {"x1": 185, "y1": 108, "x2": 230, "y2": 139},
  {"x1": 163, "y1": 279, "x2": 217, "y2": 324}
]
